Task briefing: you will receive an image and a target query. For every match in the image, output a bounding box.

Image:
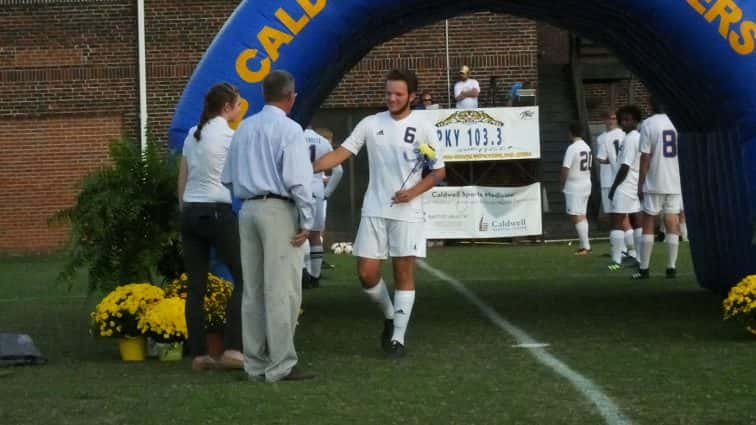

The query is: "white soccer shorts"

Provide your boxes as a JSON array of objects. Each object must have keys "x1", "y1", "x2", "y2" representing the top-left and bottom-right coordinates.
[
  {"x1": 352, "y1": 217, "x2": 426, "y2": 259},
  {"x1": 564, "y1": 193, "x2": 590, "y2": 216},
  {"x1": 642, "y1": 193, "x2": 682, "y2": 215},
  {"x1": 611, "y1": 191, "x2": 641, "y2": 214}
]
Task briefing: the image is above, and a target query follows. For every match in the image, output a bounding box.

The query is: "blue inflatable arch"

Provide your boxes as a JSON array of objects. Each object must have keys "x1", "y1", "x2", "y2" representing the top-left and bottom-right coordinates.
[{"x1": 169, "y1": 0, "x2": 756, "y2": 293}]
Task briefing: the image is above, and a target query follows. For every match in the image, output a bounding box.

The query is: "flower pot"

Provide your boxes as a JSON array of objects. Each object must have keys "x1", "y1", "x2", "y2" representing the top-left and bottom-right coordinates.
[
  {"x1": 206, "y1": 332, "x2": 224, "y2": 358},
  {"x1": 156, "y1": 342, "x2": 184, "y2": 362},
  {"x1": 118, "y1": 336, "x2": 146, "y2": 361},
  {"x1": 146, "y1": 337, "x2": 159, "y2": 358}
]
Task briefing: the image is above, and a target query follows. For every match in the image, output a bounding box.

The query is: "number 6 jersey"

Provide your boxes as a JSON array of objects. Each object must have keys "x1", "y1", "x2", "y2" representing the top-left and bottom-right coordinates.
[
  {"x1": 341, "y1": 110, "x2": 445, "y2": 222},
  {"x1": 639, "y1": 114, "x2": 681, "y2": 194}
]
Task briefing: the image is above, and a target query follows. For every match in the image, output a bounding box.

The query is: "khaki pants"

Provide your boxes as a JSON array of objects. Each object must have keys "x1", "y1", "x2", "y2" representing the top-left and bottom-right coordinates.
[{"x1": 238, "y1": 198, "x2": 303, "y2": 381}]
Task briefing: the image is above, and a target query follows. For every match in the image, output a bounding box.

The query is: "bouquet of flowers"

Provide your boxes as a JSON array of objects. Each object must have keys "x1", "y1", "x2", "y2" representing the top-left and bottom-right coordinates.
[
  {"x1": 391, "y1": 142, "x2": 438, "y2": 206},
  {"x1": 137, "y1": 297, "x2": 188, "y2": 343},
  {"x1": 164, "y1": 273, "x2": 233, "y2": 331},
  {"x1": 722, "y1": 274, "x2": 756, "y2": 334},
  {"x1": 90, "y1": 283, "x2": 165, "y2": 337}
]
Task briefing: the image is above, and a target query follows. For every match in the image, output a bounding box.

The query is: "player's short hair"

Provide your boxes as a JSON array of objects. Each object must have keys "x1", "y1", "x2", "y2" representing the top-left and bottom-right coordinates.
[
  {"x1": 314, "y1": 127, "x2": 333, "y2": 142},
  {"x1": 263, "y1": 70, "x2": 295, "y2": 102},
  {"x1": 649, "y1": 95, "x2": 665, "y2": 114},
  {"x1": 569, "y1": 121, "x2": 583, "y2": 138},
  {"x1": 385, "y1": 69, "x2": 418, "y2": 94},
  {"x1": 616, "y1": 105, "x2": 642, "y2": 123}
]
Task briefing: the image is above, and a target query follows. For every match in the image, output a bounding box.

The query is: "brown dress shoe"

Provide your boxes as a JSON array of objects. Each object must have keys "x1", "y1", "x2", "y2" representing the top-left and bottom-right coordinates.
[
  {"x1": 218, "y1": 350, "x2": 244, "y2": 370},
  {"x1": 191, "y1": 355, "x2": 216, "y2": 371},
  {"x1": 281, "y1": 366, "x2": 317, "y2": 381}
]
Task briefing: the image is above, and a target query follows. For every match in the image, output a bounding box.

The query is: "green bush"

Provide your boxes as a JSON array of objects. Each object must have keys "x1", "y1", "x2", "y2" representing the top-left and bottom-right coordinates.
[{"x1": 52, "y1": 138, "x2": 181, "y2": 292}]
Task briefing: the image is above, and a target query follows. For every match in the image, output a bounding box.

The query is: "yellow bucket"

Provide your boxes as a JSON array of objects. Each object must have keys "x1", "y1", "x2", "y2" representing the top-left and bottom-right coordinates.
[{"x1": 118, "y1": 336, "x2": 146, "y2": 361}]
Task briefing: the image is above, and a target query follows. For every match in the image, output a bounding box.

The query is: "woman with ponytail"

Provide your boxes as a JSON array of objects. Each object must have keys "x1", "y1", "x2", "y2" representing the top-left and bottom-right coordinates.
[{"x1": 178, "y1": 83, "x2": 245, "y2": 371}]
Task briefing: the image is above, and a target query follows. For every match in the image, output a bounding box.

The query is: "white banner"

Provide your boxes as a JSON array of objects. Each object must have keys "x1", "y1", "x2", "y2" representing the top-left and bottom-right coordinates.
[
  {"x1": 423, "y1": 184, "x2": 542, "y2": 239},
  {"x1": 415, "y1": 107, "x2": 540, "y2": 162}
]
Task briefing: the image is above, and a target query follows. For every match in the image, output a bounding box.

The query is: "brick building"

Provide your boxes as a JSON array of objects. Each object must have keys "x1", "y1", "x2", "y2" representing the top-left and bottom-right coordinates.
[{"x1": 0, "y1": 1, "x2": 648, "y2": 252}]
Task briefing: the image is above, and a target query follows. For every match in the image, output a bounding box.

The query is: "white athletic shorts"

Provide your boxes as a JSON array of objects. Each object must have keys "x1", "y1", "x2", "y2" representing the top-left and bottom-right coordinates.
[
  {"x1": 312, "y1": 197, "x2": 327, "y2": 231},
  {"x1": 611, "y1": 191, "x2": 641, "y2": 214},
  {"x1": 564, "y1": 193, "x2": 590, "y2": 216},
  {"x1": 352, "y1": 217, "x2": 426, "y2": 259},
  {"x1": 601, "y1": 188, "x2": 613, "y2": 214},
  {"x1": 642, "y1": 193, "x2": 682, "y2": 215}
]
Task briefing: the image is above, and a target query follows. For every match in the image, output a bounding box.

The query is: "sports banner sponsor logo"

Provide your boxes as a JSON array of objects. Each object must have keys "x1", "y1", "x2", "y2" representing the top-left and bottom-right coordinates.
[
  {"x1": 415, "y1": 107, "x2": 540, "y2": 162},
  {"x1": 423, "y1": 183, "x2": 542, "y2": 239}
]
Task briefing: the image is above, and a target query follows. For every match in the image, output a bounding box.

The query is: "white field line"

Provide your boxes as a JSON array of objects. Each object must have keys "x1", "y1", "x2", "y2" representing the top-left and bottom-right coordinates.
[{"x1": 418, "y1": 260, "x2": 633, "y2": 425}]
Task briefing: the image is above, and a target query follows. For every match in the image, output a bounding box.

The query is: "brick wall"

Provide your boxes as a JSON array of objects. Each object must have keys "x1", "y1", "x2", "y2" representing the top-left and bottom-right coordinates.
[
  {"x1": 584, "y1": 79, "x2": 651, "y2": 122},
  {"x1": 0, "y1": 114, "x2": 121, "y2": 251},
  {"x1": 325, "y1": 13, "x2": 538, "y2": 109}
]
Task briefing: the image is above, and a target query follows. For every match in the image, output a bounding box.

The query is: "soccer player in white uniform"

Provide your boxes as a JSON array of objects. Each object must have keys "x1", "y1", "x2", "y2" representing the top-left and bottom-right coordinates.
[
  {"x1": 561, "y1": 122, "x2": 593, "y2": 254},
  {"x1": 454, "y1": 65, "x2": 480, "y2": 109},
  {"x1": 608, "y1": 106, "x2": 644, "y2": 270},
  {"x1": 635, "y1": 98, "x2": 682, "y2": 279},
  {"x1": 596, "y1": 111, "x2": 625, "y2": 215},
  {"x1": 302, "y1": 127, "x2": 343, "y2": 289},
  {"x1": 313, "y1": 69, "x2": 446, "y2": 358}
]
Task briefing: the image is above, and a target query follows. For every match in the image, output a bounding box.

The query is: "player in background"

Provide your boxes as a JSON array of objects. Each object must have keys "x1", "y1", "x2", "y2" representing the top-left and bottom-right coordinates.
[
  {"x1": 595, "y1": 112, "x2": 633, "y2": 258},
  {"x1": 313, "y1": 69, "x2": 446, "y2": 358},
  {"x1": 561, "y1": 122, "x2": 593, "y2": 255},
  {"x1": 302, "y1": 127, "x2": 343, "y2": 289},
  {"x1": 634, "y1": 98, "x2": 682, "y2": 279},
  {"x1": 607, "y1": 105, "x2": 644, "y2": 270}
]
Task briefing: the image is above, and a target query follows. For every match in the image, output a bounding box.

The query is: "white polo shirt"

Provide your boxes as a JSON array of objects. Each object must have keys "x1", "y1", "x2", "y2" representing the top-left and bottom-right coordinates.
[
  {"x1": 342, "y1": 110, "x2": 445, "y2": 222},
  {"x1": 454, "y1": 78, "x2": 480, "y2": 109},
  {"x1": 182, "y1": 116, "x2": 233, "y2": 204}
]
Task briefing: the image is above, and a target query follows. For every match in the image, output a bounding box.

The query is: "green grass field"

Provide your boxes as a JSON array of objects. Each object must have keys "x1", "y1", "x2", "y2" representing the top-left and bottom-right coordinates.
[{"x1": 1, "y1": 242, "x2": 754, "y2": 425}]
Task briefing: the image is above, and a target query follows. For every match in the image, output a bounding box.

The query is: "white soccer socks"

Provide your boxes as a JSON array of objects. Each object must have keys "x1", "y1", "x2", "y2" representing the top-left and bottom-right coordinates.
[
  {"x1": 576, "y1": 219, "x2": 591, "y2": 251},
  {"x1": 309, "y1": 244, "x2": 324, "y2": 278},
  {"x1": 363, "y1": 279, "x2": 394, "y2": 320},
  {"x1": 640, "y1": 234, "x2": 655, "y2": 270},
  {"x1": 610, "y1": 230, "x2": 625, "y2": 264},
  {"x1": 624, "y1": 229, "x2": 636, "y2": 258},
  {"x1": 680, "y1": 222, "x2": 689, "y2": 241},
  {"x1": 665, "y1": 234, "x2": 680, "y2": 269},
  {"x1": 633, "y1": 228, "x2": 643, "y2": 261},
  {"x1": 392, "y1": 290, "x2": 415, "y2": 345}
]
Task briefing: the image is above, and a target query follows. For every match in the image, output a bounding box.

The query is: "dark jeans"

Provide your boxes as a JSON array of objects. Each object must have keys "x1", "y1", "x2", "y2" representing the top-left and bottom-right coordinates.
[{"x1": 181, "y1": 202, "x2": 243, "y2": 357}]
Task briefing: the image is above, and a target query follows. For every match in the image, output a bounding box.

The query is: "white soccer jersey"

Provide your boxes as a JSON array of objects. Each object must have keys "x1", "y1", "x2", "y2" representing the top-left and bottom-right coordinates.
[
  {"x1": 342, "y1": 111, "x2": 445, "y2": 222},
  {"x1": 304, "y1": 128, "x2": 333, "y2": 199},
  {"x1": 562, "y1": 138, "x2": 592, "y2": 196},
  {"x1": 616, "y1": 129, "x2": 640, "y2": 197},
  {"x1": 596, "y1": 128, "x2": 626, "y2": 188},
  {"x1": 639, "y1": 114, "x2": 681, "y2": 194}
]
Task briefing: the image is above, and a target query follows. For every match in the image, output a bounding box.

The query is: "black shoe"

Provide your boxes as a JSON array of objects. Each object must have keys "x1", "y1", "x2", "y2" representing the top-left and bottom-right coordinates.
[
  {"x1": 281, "y1": 366, "x2": 318, "y2": 381},
  {"x1": 310, "y1": 276, "x2": 320, "y2": 289},
  {"x1": 666, "y1": 268, "x2": 676, "y2": 279},
  {"x1": 322, "y1": 260, "x2": 335, "y2": 270},
  {"x1": 381, "y1": 319, "x2": 393, "y2": 352},
  {"x1": 302, "y1": 270, "x2": 313, "y2": 290},
  {"x1": 632, "y1": 269, "x2": 650, "y2": 280},
  {"x1": 385, "y1": 340, "x2": 405, "y2": 359}
]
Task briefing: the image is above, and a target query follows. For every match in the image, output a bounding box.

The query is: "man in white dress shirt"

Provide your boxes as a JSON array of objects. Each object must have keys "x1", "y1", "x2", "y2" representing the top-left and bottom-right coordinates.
[
  {"x1": 454, "y1": 65, "x2": 480, "y2": 109},
  {"x1": 313, "y1": 69, "x2": 446, "y2": 359},
  {"x1": 221, "y1": 70, "x2": 316, "y2": 382}
]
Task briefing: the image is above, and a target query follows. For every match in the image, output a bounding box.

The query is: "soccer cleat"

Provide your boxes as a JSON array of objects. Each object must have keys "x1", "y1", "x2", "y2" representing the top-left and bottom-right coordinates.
[
  {"x1": 574, "y1": 248, "x2": 592, "y2": 256},
  {"x1": 607, "y1": 262, "x2": 621, "y2": 271},
  {"x1": 385, "y1": 340, "x2": 405, "y2": 359},
  {"x1": 666, "y1": 268, "x2": 677, "y2": 279},
  {"x1": 381, "y1": 319, "x2": 394, "y2": 352},
  {"x1": 322, "y1": 260, "x2": 335, "y2": 270},
  {"x1": 631, "y1": 269, "x2": 650, "y2": 280}
]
